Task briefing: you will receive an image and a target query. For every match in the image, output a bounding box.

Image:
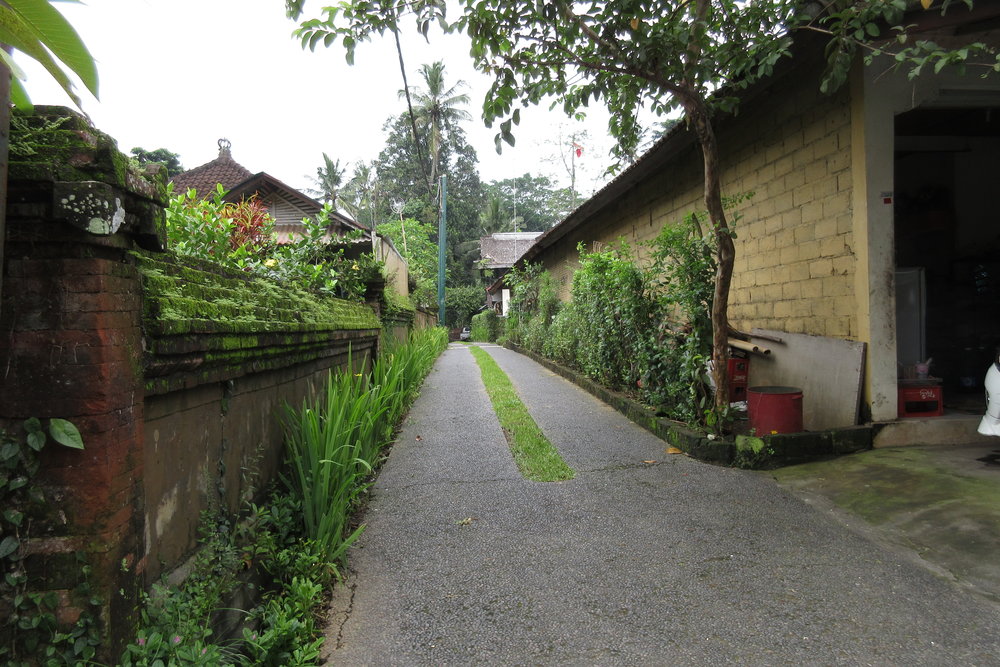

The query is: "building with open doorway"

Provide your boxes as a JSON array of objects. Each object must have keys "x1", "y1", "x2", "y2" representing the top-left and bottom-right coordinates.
[{"x1": 513, "y1": 3, "x2": 1000, "y2": 445}]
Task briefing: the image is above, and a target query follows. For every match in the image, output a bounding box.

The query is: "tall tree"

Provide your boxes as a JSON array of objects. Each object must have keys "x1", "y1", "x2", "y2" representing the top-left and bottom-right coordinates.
[
  {"x1": 478, "y1": 196, "x2": 514, "y2": 236},
  {"x1": 308, "y1": 152, "x2": 346, "y2": 205},
  {"x1": 288, "y1": 0, "x2": 996, "y2": 411},
  {"x1": 402, "y1": 60, "x2": 472, "y2": 188},
  {"x1": 486, "y1": 174, "x2": 575, "y2": 232},
  {"x1": 340, "y1": 160, "x2": 382, "y2": 228},
  {"x1": 374, "y1": 111, "x2": 486, "y2": 284}
]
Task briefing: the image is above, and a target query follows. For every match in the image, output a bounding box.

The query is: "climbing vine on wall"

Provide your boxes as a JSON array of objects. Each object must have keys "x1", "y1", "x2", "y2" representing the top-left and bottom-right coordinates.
[{"x1": 0, "y1": 419, "x2": 101, "y2": 664}]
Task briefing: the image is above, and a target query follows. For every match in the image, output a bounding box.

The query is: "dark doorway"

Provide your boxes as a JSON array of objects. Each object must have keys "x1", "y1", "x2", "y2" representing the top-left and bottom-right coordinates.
[{"x1": 894, "y1": 106, "x2": 1000, "y2": 409}]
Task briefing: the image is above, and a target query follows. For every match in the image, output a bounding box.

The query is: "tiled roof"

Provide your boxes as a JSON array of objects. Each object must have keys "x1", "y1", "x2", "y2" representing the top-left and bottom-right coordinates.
[
  {"x1": 170, "y1": 139, "x2": 253, "y2": 197},
  {"x1": 479, "y1": 232, "x2": 543, "y2": 269}
]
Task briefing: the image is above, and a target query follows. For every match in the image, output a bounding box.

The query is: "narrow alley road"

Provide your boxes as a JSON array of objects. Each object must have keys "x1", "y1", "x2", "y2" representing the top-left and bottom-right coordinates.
[{"x1": 321, "y1": 344, "x2": 1000, "y2": 665}]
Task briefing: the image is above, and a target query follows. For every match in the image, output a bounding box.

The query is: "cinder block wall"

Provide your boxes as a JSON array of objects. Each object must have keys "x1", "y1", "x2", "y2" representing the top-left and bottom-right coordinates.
[{"x1": 539, "y1": 67, "x2": 857, "y2": 340}]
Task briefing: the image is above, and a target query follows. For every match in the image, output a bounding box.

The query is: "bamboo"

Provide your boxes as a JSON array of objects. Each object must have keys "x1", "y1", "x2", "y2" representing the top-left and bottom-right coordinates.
[{"x1": 728, "y1": 337, "x2": 771, "y2": 356}]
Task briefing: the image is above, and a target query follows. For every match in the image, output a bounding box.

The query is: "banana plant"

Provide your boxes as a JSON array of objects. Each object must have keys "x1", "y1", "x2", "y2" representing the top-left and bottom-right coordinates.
[{"x1": 0, "y1": 0, "x2": 98, "y2": 110}]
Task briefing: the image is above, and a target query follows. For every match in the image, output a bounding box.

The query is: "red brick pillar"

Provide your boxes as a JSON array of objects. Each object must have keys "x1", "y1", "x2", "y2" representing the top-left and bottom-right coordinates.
[{"x1": 0, "y1": 107, "x2": 166, "y2": 659}]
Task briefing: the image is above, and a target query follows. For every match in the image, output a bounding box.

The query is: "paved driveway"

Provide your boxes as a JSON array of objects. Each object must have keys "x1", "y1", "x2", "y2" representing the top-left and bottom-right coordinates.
[{"x1": 321, "y1": 344, "x2": 1000, "y2": 665}]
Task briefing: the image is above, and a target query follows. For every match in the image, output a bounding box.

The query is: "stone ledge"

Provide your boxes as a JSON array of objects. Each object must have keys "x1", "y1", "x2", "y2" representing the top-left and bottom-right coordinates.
[{"x1": 504, "y1": 343, "x2": 872, "y2": 469}]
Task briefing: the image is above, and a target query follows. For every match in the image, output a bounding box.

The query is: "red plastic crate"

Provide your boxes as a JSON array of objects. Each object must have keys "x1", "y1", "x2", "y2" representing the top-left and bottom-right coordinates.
[
  {"x1": 728, "y1": 358, "x2": 749, "y2": 403},
  {"x1": 897, "y1": 383, "x2": 943, "y2": 418}
]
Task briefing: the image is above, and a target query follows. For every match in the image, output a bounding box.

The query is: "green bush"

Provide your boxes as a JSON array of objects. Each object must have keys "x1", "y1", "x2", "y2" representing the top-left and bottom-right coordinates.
[
  {"x1": 638, "y1": 212, "x2": 718, "y2": 423},
  {"x1": 542, "y1": 301, "x2": 579, "y2": 365},
  {"x1": 166, "y1": 184, "x2": 381, "y2": 302},
  {"x1": 499, "y1": 200, "x2": 735, "y2": 428},
  {"x1": 570, "y1": 242, "x2": 651, "y2": 391},
  {"x1": 121, "y1": 328, "x2": 449, "y2": 666},
  {"x1": 445, "y1": 285, "x2": 485, "y2": 328},
  {"x1": 470, "y1": 310, "x2": 501, "y2": 342}
]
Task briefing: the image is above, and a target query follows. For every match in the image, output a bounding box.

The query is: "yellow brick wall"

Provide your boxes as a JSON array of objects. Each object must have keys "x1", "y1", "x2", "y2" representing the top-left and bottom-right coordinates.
[{"x1": 538, "y1": 75, "x2": 856, "y2": 339}]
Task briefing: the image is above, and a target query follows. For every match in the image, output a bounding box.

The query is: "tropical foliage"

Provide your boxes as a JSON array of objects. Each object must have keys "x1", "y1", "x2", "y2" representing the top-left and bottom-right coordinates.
[
  {"x1": 375, "y1": 217, "x2": 440, "y2": 307},
  {"x1": 445, "y1": 285, "x2": 484, "y2": 328},
  {"x1": 130, "y1": 147, "x2": 184, "y2": 176},
  {"x1": 165, "y1": 184, "x2": 381, "y2": 302},
  {"x1": 281, "y1": 328, "x2": 448, "y2": 563},
  {"x1": 307, "y1": 152, "x2": 346, "y2": 204},
  {"x1": 0, "y1": 0, "x2": 98, "y2": 109},
  {"x1": 120, "y1": 329, "x2": 447, "y2": 665},
  {"x1": 499, "y1": 211, "x2": 724, "y2": 427}
]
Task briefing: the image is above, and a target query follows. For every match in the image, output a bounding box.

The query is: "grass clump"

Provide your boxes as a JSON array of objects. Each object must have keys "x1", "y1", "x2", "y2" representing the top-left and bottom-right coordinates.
[
  {"x1": 468, "y1": 345, "x2": 574, "y2": 482},
  {"x1": 282, "y1": 327, "x2": 448, "y2": 564}
]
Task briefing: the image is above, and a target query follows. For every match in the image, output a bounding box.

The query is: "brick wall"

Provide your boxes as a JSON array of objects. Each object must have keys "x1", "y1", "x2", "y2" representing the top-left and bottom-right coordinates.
[
  {"x1": 537, "y1": 67, "x2": 857, "y2": 340},
  {"x1": 0, "y1": 107, "x2": 382, "y2": 658}
]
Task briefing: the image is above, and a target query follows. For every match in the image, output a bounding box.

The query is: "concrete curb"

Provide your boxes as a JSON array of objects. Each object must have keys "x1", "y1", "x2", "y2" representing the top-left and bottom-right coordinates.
[{"x1": 503, "y1": 342, "x2": 873, "y2": 468}]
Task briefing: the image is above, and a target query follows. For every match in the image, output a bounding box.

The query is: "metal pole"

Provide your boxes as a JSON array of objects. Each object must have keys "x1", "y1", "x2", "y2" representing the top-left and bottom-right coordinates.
[{"x1": 437, "y1": 175, "x2": 447, "y2": 327}]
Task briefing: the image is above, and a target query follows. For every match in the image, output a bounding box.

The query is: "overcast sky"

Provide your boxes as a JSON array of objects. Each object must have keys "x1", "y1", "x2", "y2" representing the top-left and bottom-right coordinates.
[{"x1": 18, "y1": 0, "x2": 622, "y2": 196}]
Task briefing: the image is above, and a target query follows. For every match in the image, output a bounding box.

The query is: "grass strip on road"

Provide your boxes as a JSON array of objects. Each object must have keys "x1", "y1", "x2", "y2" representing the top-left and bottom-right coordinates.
[{"x1": 469, "y1": 345, "x2": 575, "y2": 482}]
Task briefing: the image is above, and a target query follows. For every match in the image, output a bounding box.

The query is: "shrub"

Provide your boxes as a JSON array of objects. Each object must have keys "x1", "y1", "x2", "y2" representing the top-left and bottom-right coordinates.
[
  {"x1": 542, "y1": 301, "x2": 579, "y2": 365},
  {"x1": 444, "y1": 285, "x2": 485, "y2": 328},
  {"x1": 470, "y1": 310, "x2": 501, "y2": 342},
  {"x1": 121, "y1": 328, "x2": 449, "y2": 666},
  {"x1": 165, "y1": 184, "x2": 380, "y2": 302},
  {"x1": 570, "y1": 241, "x2": 651, "y2": 391}
]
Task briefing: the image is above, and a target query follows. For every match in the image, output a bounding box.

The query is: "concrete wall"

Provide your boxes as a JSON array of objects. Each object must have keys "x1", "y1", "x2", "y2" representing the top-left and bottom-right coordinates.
[{"x1": 376, "y1": 235, "x2": 410, "y2": 297}]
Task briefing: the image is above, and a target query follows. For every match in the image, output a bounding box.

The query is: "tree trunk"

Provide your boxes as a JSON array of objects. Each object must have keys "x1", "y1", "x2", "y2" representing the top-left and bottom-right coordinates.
[
  {"x1": 683, "y1": 96, "x2": 733, "y2": 415},
  {"x1": 0, "y1": 58, "x2": 9, "y2": 321}
]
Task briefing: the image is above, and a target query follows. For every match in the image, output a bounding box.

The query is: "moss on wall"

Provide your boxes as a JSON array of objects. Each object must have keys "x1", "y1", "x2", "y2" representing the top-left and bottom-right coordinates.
[
  {"x1": 9, "y1": 106, "x2": 168, "y2": 204},
  {"x1": 134, "y1": 252, "x2": 380, "y2": 336}
]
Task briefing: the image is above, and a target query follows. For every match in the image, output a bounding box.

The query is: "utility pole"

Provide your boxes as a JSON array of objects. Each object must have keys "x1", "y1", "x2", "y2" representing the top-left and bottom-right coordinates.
[{"x1": 437, "y1": 175, "x2": 447, "y2": 327}]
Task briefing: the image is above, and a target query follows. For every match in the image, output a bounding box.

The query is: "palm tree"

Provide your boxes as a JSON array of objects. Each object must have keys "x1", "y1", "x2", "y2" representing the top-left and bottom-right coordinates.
[
  {"x1": 308, "y1": 152, "x2": 346, "y2": 205},
  {"x1": 479, "y1": 196, "x2": 522, "y2": 236},
  {"x1": 340, "y1": 161, "x2": 382, "y2": 229},
  {"x1": 400, "y1": 61, "x2": 472, "y2": 190}
]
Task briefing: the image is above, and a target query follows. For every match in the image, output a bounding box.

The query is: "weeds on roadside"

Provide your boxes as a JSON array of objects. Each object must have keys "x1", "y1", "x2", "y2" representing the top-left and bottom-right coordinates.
[{"x1": 281, "y1": 327, "x2": 448, "y2": 564}]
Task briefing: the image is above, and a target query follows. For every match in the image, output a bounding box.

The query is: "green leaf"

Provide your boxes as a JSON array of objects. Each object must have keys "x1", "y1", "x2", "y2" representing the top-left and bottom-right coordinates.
[
  {"x1": 49, "y1": 419, "x2": 84, "y2": 449},
  {"x1": 27, "y1": 431, "x2": 45, "y2": 451},
  {"x1": 0, "y1": 7, "x2": 83, "y2": 109},
  {"x1": 6, "y1": 0, "x2": 98, "y2": 95},
  {"x1": 0, "y1": 536, "x2": 20, "y2": 559},
  {"x1": 24, "y1": 417, "x2": 41, "y2": 434},
  {"x1": 4, "y1": 509, "x2": 24, "y2": 527},
  {"x1": 1, "y1": 442, "x2": 18, "y2": 461}
]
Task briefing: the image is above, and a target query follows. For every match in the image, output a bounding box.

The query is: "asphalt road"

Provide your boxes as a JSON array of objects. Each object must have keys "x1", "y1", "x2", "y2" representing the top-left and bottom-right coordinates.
[{"x1": 320, "y1": 343, "x2": 1000, "y2": 665}]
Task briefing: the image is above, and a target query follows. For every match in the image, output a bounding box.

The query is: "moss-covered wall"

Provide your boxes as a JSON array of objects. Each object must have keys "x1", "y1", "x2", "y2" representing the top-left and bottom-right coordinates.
[
  {"x1": 135, "y1": 252, "x2": 381, "y2": 584},
  {"x1": 1, "y1": 106, "x2": 385, "y2": 657}
]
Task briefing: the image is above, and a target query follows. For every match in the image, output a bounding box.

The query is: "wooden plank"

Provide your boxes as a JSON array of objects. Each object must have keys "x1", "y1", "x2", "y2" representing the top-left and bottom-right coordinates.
[{"x1": 749, "y1": 329, "x2": 867, "y2": 430}]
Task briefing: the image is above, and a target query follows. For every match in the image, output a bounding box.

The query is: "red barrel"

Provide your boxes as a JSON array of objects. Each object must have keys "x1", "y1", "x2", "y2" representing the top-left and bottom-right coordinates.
[{"x1": 748, "y1": 386, "x2": 803, "y2": 435}]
